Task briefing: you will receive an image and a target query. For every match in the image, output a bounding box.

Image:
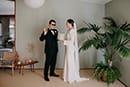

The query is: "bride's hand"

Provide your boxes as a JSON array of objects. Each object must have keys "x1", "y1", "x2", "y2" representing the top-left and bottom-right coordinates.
[{"x1": 59, "y1": 40, "x2": 64, "y2": 43}]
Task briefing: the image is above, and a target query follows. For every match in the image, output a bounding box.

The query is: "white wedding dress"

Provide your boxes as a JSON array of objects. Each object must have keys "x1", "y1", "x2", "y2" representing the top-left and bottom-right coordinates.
[{"x1": 63, "y1": 23, "x2": 89, "y2": 83}]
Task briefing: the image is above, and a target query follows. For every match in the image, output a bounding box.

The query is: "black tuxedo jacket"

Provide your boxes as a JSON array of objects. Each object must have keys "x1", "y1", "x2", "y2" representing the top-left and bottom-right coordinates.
[{"x1": 39, "y1": 29, "x2": 58, "y2": 54}]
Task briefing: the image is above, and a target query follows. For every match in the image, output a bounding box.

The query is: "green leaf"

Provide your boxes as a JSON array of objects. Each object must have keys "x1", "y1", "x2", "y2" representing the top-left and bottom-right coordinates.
[
  {"x1": 77, "y1": 27, "x2": 90, "y2": 34},
  {"x1": 79, "y1": 39, "x2": 94, "y2": 51},
  {"x1": 125, "y1": 28, "x2": 130, "y2": 32},
  {"x1": 103, "y1": 17, "x2": 118, "y2": 27},
  {"x1": 120, "y1": 22, "x2": 130, "y2": 31},
  {"x1": 88, "y1": 23, "x2": 101, "y2": 33},
  {"x1": 117, "y1": 46, "x2": 130, "y2": 57}
]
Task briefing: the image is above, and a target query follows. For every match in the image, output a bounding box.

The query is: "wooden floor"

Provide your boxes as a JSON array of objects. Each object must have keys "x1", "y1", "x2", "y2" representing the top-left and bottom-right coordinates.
[{"x1": 0, "y1": 69, "x2": 125, "y2": 87}]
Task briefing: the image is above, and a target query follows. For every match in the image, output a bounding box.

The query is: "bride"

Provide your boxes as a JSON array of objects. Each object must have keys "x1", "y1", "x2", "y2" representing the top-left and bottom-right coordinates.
[{"x1": 61, "y1": 19, "x2": 89, "y2": 83}]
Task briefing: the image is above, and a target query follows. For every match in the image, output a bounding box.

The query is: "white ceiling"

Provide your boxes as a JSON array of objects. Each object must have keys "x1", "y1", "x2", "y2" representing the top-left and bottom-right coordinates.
[
  {"x1": 0, "y1": 0, "x2": 111, "y2": 15},
  {"x1": 79, "y1": 0, "x2": 112, "y2": 4},
  {"x1": 0, "y1": 1, "x2": 14, "y2": 15}
]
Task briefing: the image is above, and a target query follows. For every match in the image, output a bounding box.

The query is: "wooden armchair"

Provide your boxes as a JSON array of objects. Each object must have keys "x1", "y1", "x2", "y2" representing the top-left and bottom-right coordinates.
[{"x1": 1, "y1": 51, "x2": 19, "y2": 77}]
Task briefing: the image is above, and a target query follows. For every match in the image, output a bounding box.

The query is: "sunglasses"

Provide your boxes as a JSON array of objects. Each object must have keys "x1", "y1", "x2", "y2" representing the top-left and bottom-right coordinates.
[{"x1": 51, "y1": 23, "x2": 56, "y2": 26}]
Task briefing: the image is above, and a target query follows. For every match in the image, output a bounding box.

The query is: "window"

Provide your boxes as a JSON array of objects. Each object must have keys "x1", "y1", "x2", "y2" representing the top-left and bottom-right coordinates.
[{"x1": 9, "y1": 17, "x2": 14, "y2": 41}]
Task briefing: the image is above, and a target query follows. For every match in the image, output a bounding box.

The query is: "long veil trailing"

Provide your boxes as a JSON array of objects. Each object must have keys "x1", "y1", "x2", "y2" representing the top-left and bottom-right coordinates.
[
  {"x1": 73, "y1": 23, "x2": 80, "y2": 73},
  {"x1": 73, "y1": 23, "x2": 89, "y2": 82}
]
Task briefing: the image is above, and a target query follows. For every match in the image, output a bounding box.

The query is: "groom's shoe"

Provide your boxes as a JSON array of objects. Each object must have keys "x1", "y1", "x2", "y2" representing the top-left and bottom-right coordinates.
[
  {"x1": 50, "y1": 73, "x2": 59, "y2": 77},
  {"x1": 44, "y1": 76, "x2": 50, "y2": 81}
]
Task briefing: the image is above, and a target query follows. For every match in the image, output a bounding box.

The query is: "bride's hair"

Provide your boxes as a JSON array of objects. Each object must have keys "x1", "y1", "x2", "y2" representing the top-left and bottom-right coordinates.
[{"x1": 67, "y1": 19, "x2": 74, "y2": 27}]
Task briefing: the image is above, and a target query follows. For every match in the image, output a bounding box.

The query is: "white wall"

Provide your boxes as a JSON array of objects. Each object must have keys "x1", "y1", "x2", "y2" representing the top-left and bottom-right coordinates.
[
  {"x1": 106, "y1": 0, "x2": 130, "y2": 86},
  {"x1": 16, "y1": 0, "x2": 105, "y2": 68}
]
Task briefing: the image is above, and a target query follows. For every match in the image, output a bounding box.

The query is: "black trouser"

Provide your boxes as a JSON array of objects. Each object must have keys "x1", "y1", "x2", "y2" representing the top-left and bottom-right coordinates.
[{"x1": 44, "y1": 52, "x2": 57, "y2": 77}]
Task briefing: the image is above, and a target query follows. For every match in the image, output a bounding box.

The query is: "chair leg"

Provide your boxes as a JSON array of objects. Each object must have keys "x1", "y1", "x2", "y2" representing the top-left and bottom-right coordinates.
[{"x1": 12, "y1": 67, "x2": 14, "y2": 77}]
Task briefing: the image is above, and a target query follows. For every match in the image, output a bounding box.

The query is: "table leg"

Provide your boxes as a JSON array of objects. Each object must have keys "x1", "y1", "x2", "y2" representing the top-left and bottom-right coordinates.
[
  {"x1": 22, "y1": 66, "x2": 24, "y2": 75},
  {"x1": 30, "y1": 64, "x2": 32, "y2": 71},
  {"x1": 32, "y1": 64, "x2": 34, "y2": 72},
  {"x1": 19, "y1": 66, "x2": 21, "y2": 74}
]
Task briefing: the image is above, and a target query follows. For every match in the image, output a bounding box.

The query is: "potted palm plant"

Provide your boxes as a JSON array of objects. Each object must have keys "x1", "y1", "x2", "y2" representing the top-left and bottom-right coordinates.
[{"x1": 78, "y1": 17, "x2": 130, "y2": 86}]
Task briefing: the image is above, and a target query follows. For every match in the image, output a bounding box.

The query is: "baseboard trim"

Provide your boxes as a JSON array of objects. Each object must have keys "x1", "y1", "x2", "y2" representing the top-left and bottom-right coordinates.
[
  {"x1": 118, "y1": 79, "x2": 128, "y2": 87},
  {"x1": 22, "y1": 68, "x2": 94, "y2": 70}
]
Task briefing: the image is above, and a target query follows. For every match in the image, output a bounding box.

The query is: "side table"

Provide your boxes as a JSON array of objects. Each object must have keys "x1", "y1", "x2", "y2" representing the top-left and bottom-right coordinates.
[{"x1": 16, "y1": 60, "x2": 38, "y2": 75}]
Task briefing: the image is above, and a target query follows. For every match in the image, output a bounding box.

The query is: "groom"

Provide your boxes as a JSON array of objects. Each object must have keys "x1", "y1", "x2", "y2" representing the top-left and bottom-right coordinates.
[{"x1": 39, "y1": 19, "x2": 59, "y2": 81}]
